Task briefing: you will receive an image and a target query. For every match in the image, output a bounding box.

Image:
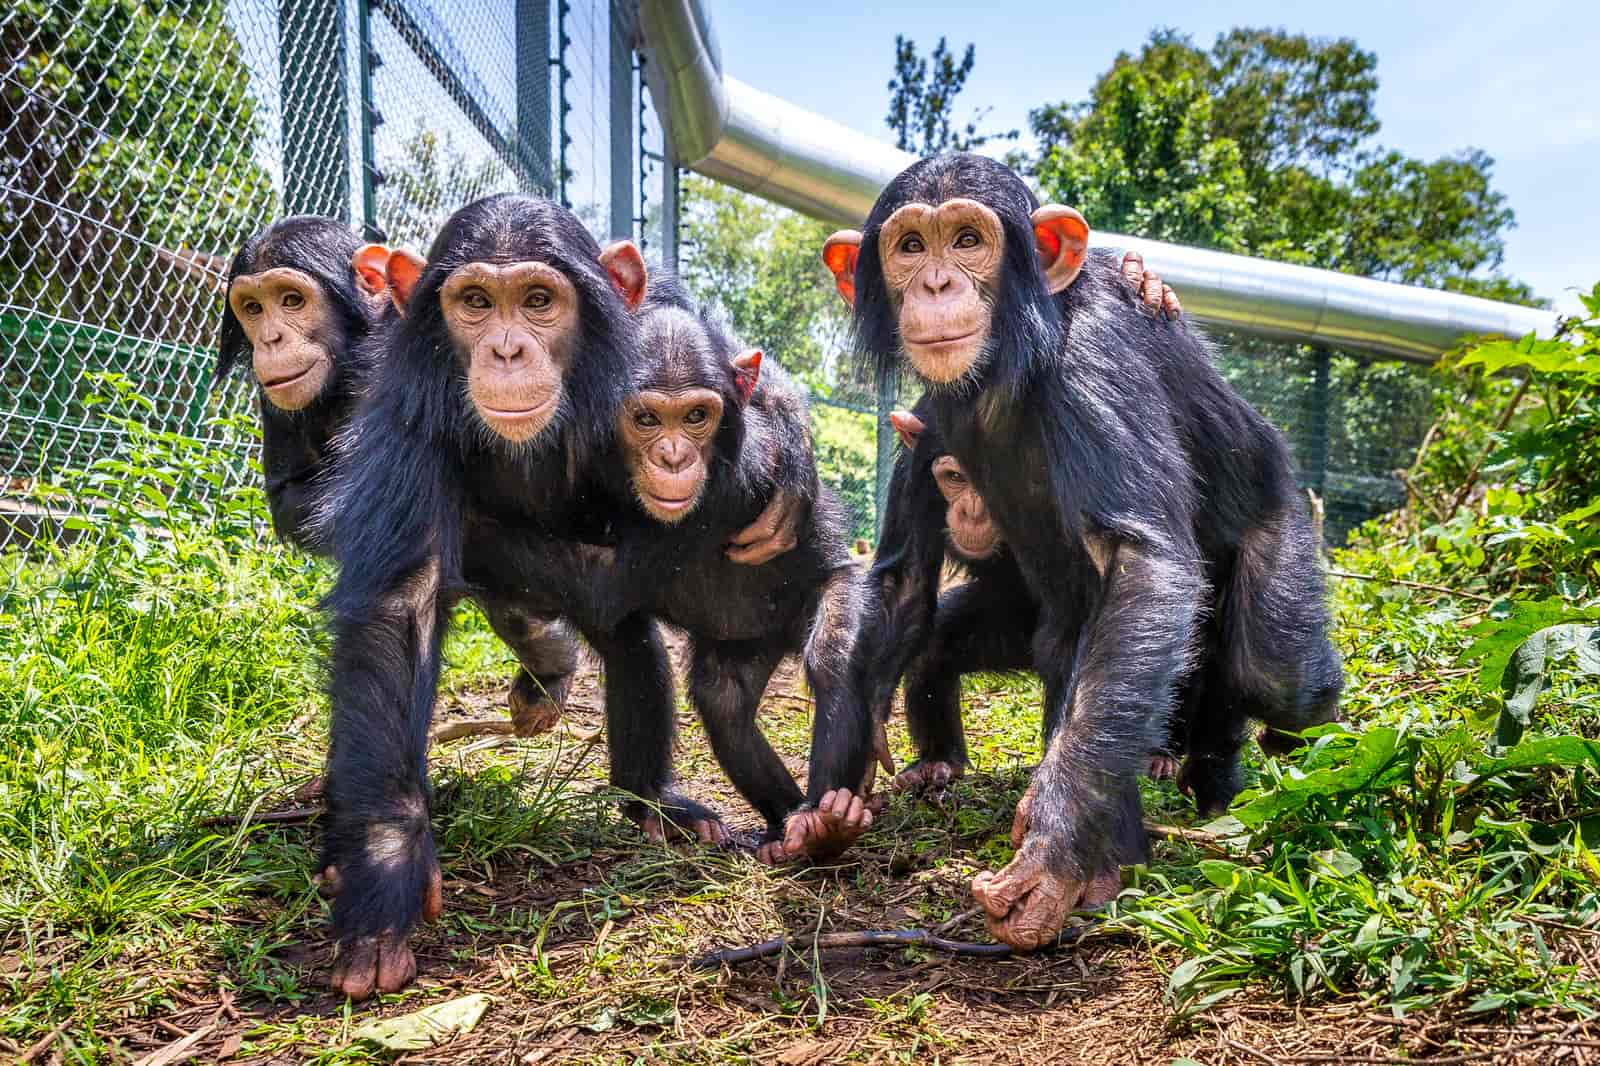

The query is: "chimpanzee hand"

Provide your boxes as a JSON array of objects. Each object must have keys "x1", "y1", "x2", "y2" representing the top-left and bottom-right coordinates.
[
  {"x1": 724, "y1": 488, "x2": 802, "y2": 565},
  {"x1": 325, "y1": 862, "x2": 443, "y2": 1001},
  {"x1": 631, "y1": 793, "x2": 731, "y2": 847},
  {"x1": 1119, "y1": 251, "x2": 1182, "y2": 320},
  {"x1": 971, "y1": 782, "x2": 1121, "y2": 952},
  {"x1": 763, "y1": 788, "x2": 873, "y2": 864}
]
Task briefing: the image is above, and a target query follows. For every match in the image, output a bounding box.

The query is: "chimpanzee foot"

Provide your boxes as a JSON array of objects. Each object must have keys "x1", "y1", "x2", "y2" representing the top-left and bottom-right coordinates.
[
  {"x1": 325, "y1": 864, "x2": 443, "y2": 1000},
  {"x1": 779, "y1": 788, "x2": 873, "y2": 862},
  {"x1": 891, "y1": 759, "x2": 964, "y2": 794},
  {"x1": 330, "y1": 931, "x2": 417, "y2": 1001},
  {"x1": 1146, "y1": 751, "x2": 1181, "y2": 780},
  {"x1": 634, "y1": 794, "x2": 730, "y2": 847},
  {"x1": 507, "y1": 670, "x2": 562, "y2": 736},
  {"x1": 971, "y1": 847, "x2": 1117, "y2": 952}
]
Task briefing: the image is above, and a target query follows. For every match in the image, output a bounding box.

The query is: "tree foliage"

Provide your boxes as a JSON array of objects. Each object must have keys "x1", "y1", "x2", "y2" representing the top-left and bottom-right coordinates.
[
  {"x1": 885, "y1": 35, "x2": 1015, "y2": 156},
  {"x1": 1029, "y1": 28, "x2": 1542, "y2": 307}
]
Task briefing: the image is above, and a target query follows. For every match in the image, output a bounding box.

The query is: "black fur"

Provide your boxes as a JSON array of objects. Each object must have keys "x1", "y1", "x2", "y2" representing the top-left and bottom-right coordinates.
[
  {"x1": 849, "y1": 154, "x2": 1218, "y2": 883},
  {"x1": 320, "y1": 195, "x2": 653, "y2": 954}
]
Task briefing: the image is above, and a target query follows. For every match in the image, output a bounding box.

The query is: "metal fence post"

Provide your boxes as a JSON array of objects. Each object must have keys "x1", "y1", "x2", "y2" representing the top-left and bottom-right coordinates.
[
  {"x1": 356, "y1": 0, "x2": 384, "y2": 239},
  {"x1": 1307, "y1": 345, "x2": 1332, "y2": 497},
  {"x1": 873, "y1": 362, "x2": 900, "y2": 536},
  {"x1": 279, "y1": 0, "x2": 351, "y2": 218},
  {"x1": 608, "y1": 2, "x2": 635, "y2": 241},
  {"x1": 555, "y1": 0, "x2": 572, "y2": 207},
  {"x1": 660, "y1": 128, "x2": 679, "y2": 270},
  {"x1": 515, "y1": 0, "x2": 553, "y2": 195}
]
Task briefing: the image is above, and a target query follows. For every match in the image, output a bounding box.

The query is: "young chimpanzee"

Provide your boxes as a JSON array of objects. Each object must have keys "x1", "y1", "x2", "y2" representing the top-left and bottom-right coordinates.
[
  {"x1": 877, "y1": 253, "x2": 1192, "y2": 794},
  {"x1": 216, "y1": 217, "x2": 581, "y2": 738},
  {"x1": 318, "y1": 195, "x2": 696, "y2": 999},
  {"x1": 823, "y1": 154, "x2": 1340, "y2": 952},
  {"x1": 597, "y1": 291, "x2": 878, "y2": 863}
]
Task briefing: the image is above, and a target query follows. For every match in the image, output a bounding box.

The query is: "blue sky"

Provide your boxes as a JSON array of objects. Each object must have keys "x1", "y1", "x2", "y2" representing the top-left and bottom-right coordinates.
[{"x1": 707, "y1": 0, "x2": 1599, "y2": 315}]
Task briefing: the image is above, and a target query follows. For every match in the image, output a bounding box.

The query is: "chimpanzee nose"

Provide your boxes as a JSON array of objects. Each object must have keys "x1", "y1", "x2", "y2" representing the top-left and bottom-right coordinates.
[
  {"x1": 922, "y1": 266, "x2": 954, "y2": 296},
  {"x1": 490, "y1": 331, "x2": 526, "y2": 367},
  {"x1": 658, "y1": 437, "x2": 691, "y2": 472}
]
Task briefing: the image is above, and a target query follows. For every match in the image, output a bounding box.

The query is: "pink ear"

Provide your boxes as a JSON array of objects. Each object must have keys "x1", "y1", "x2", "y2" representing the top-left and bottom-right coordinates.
[
  {"x1": 599, "y1": 240, "x2": 647, "y2": 311},
  {"x1": 352, "y1": 243, "x2": 392, "y2": 296},
  {"x1": 386, "y1": 249, "x2": 426, "y2": 314},
  {"x1": 731, "y1": 349, "x2": 762, "y2": 402},
  {"x1": 888, "y1": 410, "x2": 925, "y2": 450},
  {"x1": 1031, "y1": 205, "x2": 1090, "y2": 294},
  {"x1": 821, "y1": 230, "x2": 862, "y2": 306}
]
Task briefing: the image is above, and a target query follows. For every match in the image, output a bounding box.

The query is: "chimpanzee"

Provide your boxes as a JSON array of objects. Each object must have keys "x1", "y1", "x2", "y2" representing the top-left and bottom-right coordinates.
[
  {"x1": 878, "y1": 253, "x2": 1189, "y2": 793},
  {"x1": 597, "y1": 290, "x2": 879, "y2": 864},
  {"x1": 823, "y1": 154, "x2": 1341, "y2": 952},
  {"x1": 215, "y1": 217, "x2": 579, "y2": 737},
  {"x1": 317, "y1": 195, "x2": 821, "y2": 999}
]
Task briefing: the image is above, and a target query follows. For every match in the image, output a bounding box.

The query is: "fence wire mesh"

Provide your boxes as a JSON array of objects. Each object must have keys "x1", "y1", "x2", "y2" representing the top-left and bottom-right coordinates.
[{"x1": 3, "y1": 0, "x2": 1434, "y2": 575}]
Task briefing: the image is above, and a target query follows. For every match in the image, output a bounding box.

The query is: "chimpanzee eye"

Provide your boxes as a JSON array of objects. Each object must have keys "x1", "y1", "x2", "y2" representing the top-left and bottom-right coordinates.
[
  {"x1": 281, "y1": 290, "x2": 305, "y2": 310},
  {"x1": 463, "y1": 288, "x2": 492, "y2": 310},
  {"x1": 954, "y1": 229, "x2": 981, "y2": 250},
  {"x1": 242, "y1": 299, "x2": 263, "y2": 316},
  {"x1": 685, "y1": 406, "x2": 707, "y2": 426},
  {"x1": 899, "y1": 234, "x2": 925, "y2": 255},
  {"x1": 634, "y1": 409, "x2": 661, "y2": 429},
  {"x1": 948, "y1": 469, "x2": 966, "y2": 484},
  {"x1": 524, "y1": 288, "x2": 552, "y2": 310}
]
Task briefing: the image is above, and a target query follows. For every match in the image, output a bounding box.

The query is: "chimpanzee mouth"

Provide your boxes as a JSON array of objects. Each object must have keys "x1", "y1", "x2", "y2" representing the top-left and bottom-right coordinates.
[
  {"x1": 906, "y1": 328, "x2": 979, "y2": 348},
  {"x1": 261, "y1": 365, "x2": 313, "y2": 390},
  {"x1": 647, "y1": 493, "x2": 696, "y2": 513},
  {"x1": 481, "y1": 396, "x2": 558, "y2": 421}
]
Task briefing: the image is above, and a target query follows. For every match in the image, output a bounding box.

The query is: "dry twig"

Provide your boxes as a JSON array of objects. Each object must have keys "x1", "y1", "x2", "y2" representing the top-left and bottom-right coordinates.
[{"x1": 691, "y1": 920, "x2": 1103, "y2": 970}]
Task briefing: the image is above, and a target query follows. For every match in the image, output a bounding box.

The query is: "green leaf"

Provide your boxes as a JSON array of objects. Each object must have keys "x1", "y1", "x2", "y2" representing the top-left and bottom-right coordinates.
[
  {"x1": 349, "y1": 993, "x2": 493, "y2": 1051},
  {"x1": 1461, "y1": 599, "x2": 1600, "y2": 691},
  {"x1": 1496, "y1": 628, "x2": 1547, "y2": 747}
]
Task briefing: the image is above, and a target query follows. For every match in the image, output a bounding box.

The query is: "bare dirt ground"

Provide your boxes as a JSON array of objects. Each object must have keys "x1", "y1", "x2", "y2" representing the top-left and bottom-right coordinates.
[{"x1": 67, "y1": 639, "x2": 1600, "y2": 1065}]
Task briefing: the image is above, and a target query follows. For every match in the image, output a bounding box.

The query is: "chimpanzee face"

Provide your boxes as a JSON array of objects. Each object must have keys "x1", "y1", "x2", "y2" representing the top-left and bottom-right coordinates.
[
  {"x1": 440, "y1": 262, "x2": 581, "y2": 444},
  {"x1": 822, "y1": 189, "x2": 1090, "y2": 387},
  {"x1": 619, "y1": 386, "x2": 725, "y2": 522},
  {"x1": 932, "y1": 454, "x2": 1001, "y2": 560},
  {"x1": 227, "y1": 268, "x2": 338, "y2": 411}
]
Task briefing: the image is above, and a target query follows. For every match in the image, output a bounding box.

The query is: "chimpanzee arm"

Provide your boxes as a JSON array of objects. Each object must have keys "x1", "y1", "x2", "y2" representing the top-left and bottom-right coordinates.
[
  {"x1": 320, "y1": 386, "x2": 464, "y2": 999},
  {"x1": 259, "y1": 413, "x2": 328, "y2": 551},
  {"x1": 724, "y1": 372, "x2": 820, "y2": 565}
]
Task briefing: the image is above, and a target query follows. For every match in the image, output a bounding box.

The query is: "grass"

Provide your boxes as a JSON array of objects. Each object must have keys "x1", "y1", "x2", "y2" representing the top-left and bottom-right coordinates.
[{"x1": 2, "y1": 416, "x2": 1599, "y2": 1061}]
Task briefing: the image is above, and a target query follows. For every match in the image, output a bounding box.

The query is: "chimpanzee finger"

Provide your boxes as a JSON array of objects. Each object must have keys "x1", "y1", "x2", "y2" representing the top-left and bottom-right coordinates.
[
  {"x1": 694, "y1": 818, "x2": 731, "y2": 846},
  {"x1": 1120, "y1": 251, "x2": 1145, "y2": 288},
  {"x1": 1140, "y1": 274, "x2": 1163, "y2": 313},
  {"x1": 872, "y1": 720, "x2": 895, "y2": 777},
  {"x1": 330, "y1": 937, "x2": 380, "y2": 1001},
  {"x1": 316, "y1": 864, "x2": 342, "y2": 899},
  {"x1": 375, "y1": 933, "x2": 418, "y2": 994},
  {"x1": 1162, "y1": 285, "x2": 1182, "y2": 319},
  {"x1": 1010, "y1": 783, "x2": 1036, "y2": 849},
  {"x1": 421, "y1": 863, "x2": 443, "y2": 922},
  {"x1": 641, "y1": 814, "x2": 668, "y2": 844},
  {"x1": 756, "y1": 839, "x2": 791, "y2": 865}
]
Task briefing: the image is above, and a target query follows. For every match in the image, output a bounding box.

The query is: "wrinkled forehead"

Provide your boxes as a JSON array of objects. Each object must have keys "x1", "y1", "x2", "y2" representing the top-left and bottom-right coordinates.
[
  {"x1": 440, "y1": 260, "x2": 575, "y2": 295},
  {"x1": 636, "y1": 306, "x2": 721, "y2": 390},
  {"x1": 230, "y1": 266, "x2": 319, "y2": 296},
  {"x1": 879, "y1": 198, "x2": 1003, "y2": 250}
]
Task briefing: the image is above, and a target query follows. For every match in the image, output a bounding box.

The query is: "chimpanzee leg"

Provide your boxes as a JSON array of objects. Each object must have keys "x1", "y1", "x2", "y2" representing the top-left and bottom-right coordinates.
[
  {"x1": 781, "y1": 566, "x2": 877, "y2": 860},
  {"x1": 1174, "y1": 642, "x2": 1247, "y2": 817},
  {"x1": 897, "y1": 579, "x2": 1036, "y2": 792},
  {"x1": 688, "y1": 639, "x2": 801, "y2": 834},
  {"x1": 1221, "y1": 511, "x2": 1343, "y2": 756},
  {"x1": 588, "y1": 612, "x2": 726, "y2": 845},
  {"x1": 323, "y1": 560, "x2": 450, "y2": 1000},
  {"x1": 973, "y1": 540, "x2": 1199, "y2": 952},
  {"x1": 478, "y1": 599, "x2": 579, "y2": 735}
]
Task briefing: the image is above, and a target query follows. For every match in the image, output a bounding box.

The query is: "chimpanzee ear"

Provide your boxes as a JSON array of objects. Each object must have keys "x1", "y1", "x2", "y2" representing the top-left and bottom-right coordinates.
[
  {"x1": 731, "y1": 349, "x2": 763, "y2": 403},
  {"x1": 1031, "y1": 205, "x2": 1090, "y2": 294},
  {"x1": 821, "y1": 230, "x2": 862, "y2": 306},
  {"x1": 599, "y1": 240, "x2": 647, "y2": 311},
  {"x1": 386, "y1": 249, "x2": 426, "y2": 314},
  {"x1": 353, "y1": 244, "x2": 392, "y2": 296},
  {"x1": 888, "y1": 410, "x2": 925, "y2": 451}
]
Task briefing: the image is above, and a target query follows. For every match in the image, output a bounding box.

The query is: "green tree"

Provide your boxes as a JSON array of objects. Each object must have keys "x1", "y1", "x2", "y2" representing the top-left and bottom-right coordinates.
[
  {"x1": 677, "y1": 176, "x2": 850, "y2": 395},
  {"x1": 1029, "y1": 28, "x2": 1541, "y2": 306},
  {"x1": 885, "y1": 35, "x2": 1015, "y2": 156}
]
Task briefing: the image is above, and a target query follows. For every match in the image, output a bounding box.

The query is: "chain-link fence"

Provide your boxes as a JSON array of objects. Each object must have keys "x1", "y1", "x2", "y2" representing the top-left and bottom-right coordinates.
[
  {"x1": 2, "y1": 0, "x2": 1434, "y2": 568},
  {"x1": 1, "y1": 0, "x2": 673, "y2": 562}
]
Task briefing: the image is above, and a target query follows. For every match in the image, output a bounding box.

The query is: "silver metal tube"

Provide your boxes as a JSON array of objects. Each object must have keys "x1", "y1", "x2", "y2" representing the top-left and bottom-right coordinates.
[{"x1": 635, "y1": 0, "x2": 1558, "y2": 362}]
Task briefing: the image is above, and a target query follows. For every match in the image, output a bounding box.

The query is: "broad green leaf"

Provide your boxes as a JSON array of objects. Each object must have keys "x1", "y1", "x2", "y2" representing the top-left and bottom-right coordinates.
[
  {"x1": 350, "y1": 993, "x2": 492, "y2": 1051},
  {"x1": 1496, "y1": 628, "x2": 1547, "y2": 746},
  {"x1": 1461, "y1": 599, "x2": 1600, "y2": 691}
]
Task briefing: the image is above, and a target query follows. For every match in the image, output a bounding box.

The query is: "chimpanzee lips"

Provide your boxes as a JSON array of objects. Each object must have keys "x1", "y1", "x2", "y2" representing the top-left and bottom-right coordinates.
[
  {"x1": 905, "y1": 328, "x2": 980, "y2": 347},
  {"x1": 261, "y1": 365, "x2": 312, "y2": 390}
]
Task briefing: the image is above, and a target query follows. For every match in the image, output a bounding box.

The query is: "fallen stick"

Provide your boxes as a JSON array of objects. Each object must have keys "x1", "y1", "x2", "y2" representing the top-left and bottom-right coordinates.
[
  {"x1": 200, "y1": 805, "x2": 319, "y2": 828},
  {"x1": 690, "y1": 919, "x2": 1102, "y2": 970}
]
